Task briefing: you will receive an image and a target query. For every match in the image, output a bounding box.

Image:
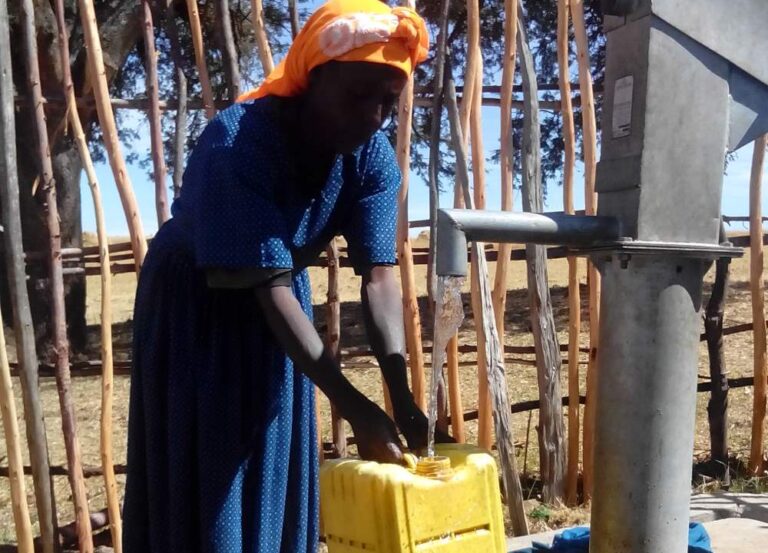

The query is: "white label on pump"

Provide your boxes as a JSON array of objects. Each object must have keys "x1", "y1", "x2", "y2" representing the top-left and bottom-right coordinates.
[{"x1": 612, "y1": 75, "x2": 634, "y2": 138}]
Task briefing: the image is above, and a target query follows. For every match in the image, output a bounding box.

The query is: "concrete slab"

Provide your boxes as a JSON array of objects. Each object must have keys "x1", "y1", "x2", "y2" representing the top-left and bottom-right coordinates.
[
  {"x1": 690, "y1": 492, "x2": 768, "y2": 523},
  {"x1": 706, "y1": 518, "x2": 768, "y2": 553},
  {"x1": 506, "y1": 517, "x2": 768, "y2": 552},
  {"x1": 506, "y1": 493, "x2": 768, "y2": 550}
]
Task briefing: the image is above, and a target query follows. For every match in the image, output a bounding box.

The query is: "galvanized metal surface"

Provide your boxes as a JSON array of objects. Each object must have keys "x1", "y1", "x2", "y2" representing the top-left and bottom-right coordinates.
[
  {"x1": 597, "y1": 15, "x2": 729, "y2": 244},
  {"x1": 591, "y1": 255, "x2": 709, "y2": 553},
  {"x1": 597, "y1": 3, "x2": 768, "y2": 245},
  {"x1": 649, "y1": 0, "x2": 768, "y2": 87},
  {"x1": 589, "y1": 3, "x2": 768, "y2": 551},
  {"x1": 728, "y1": 68, "x2": 768, "y2": 151},
  {"x1": 435, "y1": 209, "x2": 621, "y2": 277}
]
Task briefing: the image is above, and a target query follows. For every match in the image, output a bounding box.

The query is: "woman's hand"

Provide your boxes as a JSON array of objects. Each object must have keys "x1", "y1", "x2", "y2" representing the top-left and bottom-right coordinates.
[
  {"x1": 394, "y1": 400, "x2": 455, "y2": 452},
  {"x1": 347, "y1": 399, "x2": 405, "y2": 464}
]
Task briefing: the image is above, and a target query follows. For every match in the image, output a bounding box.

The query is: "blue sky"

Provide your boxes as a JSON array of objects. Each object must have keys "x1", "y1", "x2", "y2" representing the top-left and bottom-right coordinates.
[{"x1": 80, "y1": 102, "x2": 767, "y2": 238}]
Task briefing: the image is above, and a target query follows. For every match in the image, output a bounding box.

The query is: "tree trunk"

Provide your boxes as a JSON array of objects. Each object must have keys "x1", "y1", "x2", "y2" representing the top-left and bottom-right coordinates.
[{"x1": 4, "y1": 116, "x2": 85, "y2": 362}]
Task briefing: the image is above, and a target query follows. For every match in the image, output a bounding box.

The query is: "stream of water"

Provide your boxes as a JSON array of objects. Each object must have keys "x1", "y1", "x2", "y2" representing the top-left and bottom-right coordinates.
[{"x1": 427, "y1": 275, "x2": 466, "y2": 458}]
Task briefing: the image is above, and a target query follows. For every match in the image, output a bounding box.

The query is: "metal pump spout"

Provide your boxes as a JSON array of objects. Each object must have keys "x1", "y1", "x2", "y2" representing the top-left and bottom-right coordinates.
[{"x1": 435, "y1": 209, "x2": 622, "y2": 277}]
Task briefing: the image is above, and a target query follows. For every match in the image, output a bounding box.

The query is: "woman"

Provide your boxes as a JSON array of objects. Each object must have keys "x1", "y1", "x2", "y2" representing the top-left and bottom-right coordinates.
[{"x1": 123, "y1": 1, "x2": 450, "y2": 551}]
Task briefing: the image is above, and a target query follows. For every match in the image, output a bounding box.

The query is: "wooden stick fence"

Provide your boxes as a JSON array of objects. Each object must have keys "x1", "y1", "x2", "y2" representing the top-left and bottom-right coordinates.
[
  {"x1": 557, "y1": 0, "x2": 581, "y2": 507},
  {"x1": 78, "y1": 0, "x2": 148, "y2": 271},
  {"x1": 14, "y1": 93, "x2": 579, "y2": 113},
  {"x1": 216, "y1": 0, "x2": 241, "y2": 99},
  {"x1": 491, "y1": 0, "x2": 518, "y2": 414},
  {"x1": 570, "y1": 0, "x2": 600, "y2": 500},
  {"x1": 461, "y1": 0, "x2": 494, "y2": 452},
  {"x1": 429, "y1": 0, "x2": 454, "y2": 436},
  {"x1": 21, "y1": 2, "x2": 95, "y2": 551},
  {"x1": 3, "y1": 373, "x2": 761, "y2": 471},
  {"x1": 396, "y1": 0, "x2": 427, "y2": 414},
  {"x1": 446, "y1": 78, "x2": 529, "y2": 536},
  {"x1": 5, "y1": 2, "x2": 768, "y2": 549},
  {"x1": 52, "y1": 0, "x2": 123, "y2": 548},
  {"x1": 0, "y1": 309, "x2": 34, "y2": 553},
  {"x1": 0, "y1": 2, "x2": 58, "y2": 552},
  {"x1": 517, "y1": 2, "x2": 566, "y2": 503},
  {"x1": 164, "y1": 2, "x2": 188, "y2": 200},
  {"x1": 185, "y1": 0, "x2": 216, "y2": 118},
  {"x1": 142, "y1": 0, "x2": 170, "y2": 227},
  {"x1": 250, "y1": 0, "x2": 275, "y2": 76},
  {"x1": 749, "y1": 134, "x2": 768, "y2": 474}
]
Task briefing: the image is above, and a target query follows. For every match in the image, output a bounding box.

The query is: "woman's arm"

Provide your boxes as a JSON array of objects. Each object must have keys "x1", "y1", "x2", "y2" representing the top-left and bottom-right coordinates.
[
  {"x1": 361, "y1": 265, "x2": 454, "y2": 449},
  {"x1": 360, "y1": 266, "x2": 411, "y2": 407},
  {"x1": 254, "y1": 284, "x2": 405, "y2": 463}
]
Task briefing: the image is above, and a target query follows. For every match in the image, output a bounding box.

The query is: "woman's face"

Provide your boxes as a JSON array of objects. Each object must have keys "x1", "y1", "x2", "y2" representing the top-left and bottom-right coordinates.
[{"x1": 304, "y1": 61, "x2": 407, "y2": 154}]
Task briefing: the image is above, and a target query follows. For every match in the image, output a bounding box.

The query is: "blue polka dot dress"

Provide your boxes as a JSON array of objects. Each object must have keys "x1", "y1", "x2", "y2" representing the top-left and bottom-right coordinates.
[{"x1": 122, "y1": 97, "x2": 400, "y2": 553}]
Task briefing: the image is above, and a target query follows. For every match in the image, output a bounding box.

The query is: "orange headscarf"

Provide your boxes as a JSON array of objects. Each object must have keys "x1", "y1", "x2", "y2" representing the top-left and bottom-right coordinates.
[{"x1": 237, "y1": 0, "x2": 429, "y2": 102}]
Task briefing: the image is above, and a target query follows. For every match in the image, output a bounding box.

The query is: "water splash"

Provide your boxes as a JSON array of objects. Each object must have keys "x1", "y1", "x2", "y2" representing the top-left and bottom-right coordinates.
[{"x1": 427, "y1": 275, "x2": 466, "y2": 458}]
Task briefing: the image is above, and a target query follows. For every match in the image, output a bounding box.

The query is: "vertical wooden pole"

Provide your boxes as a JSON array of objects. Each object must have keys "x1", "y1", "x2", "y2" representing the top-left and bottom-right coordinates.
[
  {"x1": 424, "y1": 0, "x2": 450, "y2": 413},
  {"x1": 250, "y1": 0, "x2": 275, "y2": 75},
  {"x1": 557, "y1": 0, "x2": 581, "y2": 506},
  {"x1": 315, "y1": 386, "x2": 324, "y2": 461},
  {"x1": 0, "y1": 2, "x2": 57, "y2": 551},
  {"x1": 77, "y1": 0, "x2": 148, "y2": 270},
  {"x1": 142, "y1": 0, "x2": 170, "y2": 227},
  {"x1": 288, "y1": 0, "x2": 300, "y2": 38},
  {"x1": 326, "y1": 238, "x2": 346, "y2": 457},
  {"x1": 458, "y1": 0, "x2": 479, "y2": 150},
  {"x1": 491, "y1": 0, "x2": 519, "y2": 348},
  {"x1": 215, "y1": 0, "x2": 241, "y2": 99},
  {"x1": 0, "y1": 309, "x2": 34, "y2": 553},
  {"x1": 164, "y1": 3, "x2": 188, "y2": 200},
  {"x1": 21, "y1": 1, "x2": 93, "y2": 550},
  {"x1": 445, "y1": 69, "x2": 462, "y2": 443},
  {"x1": 462, "y1": 0, "x2": 492, "y2": 451},
  {"x1": 749, "y1": 134, "x2": 767, "y2": 475},
  {"x1": 571, "y1": 0, "x2": 600, "y2": 499},
  {"x1": 705, "y1": 225, "x2": 731, "y2": 484},
  {"x1": 185, "y1": 0, "x2": 216, "y2": 119},
  {"x1": 172, "y1": 73, "x2": 187, "y2": 199},
  {"x1": 92, "y1": 154, "x2": 121, "y2": 552},
  {"x1": 470, "y1": 68, "x2": 493, "y2": 451},
  {"x1": 382, "y1": 383, "x2": 394, "y2": 419},
  {"x1": 446, "y1": 340, "x2": 465, "y2": 442},
  {"x1": 53, "y1": 0, "x2": 121, "y2": 547},
  {"x1": 517, "y1": 5, "x2": 566, "y2": 504}
]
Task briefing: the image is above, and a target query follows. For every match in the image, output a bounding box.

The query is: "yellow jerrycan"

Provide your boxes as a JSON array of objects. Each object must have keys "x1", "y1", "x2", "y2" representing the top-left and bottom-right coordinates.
[{"x1": 319, "y1": 443, "x2": 506, "y2": 553}]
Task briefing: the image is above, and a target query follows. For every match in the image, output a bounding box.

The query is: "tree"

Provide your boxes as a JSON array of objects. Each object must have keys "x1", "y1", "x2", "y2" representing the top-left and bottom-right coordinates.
[
  {"x1": 1, "y1": 0, "x2": 297, "y2": 360},
  {"x1": 3, "y1": 0, "x2": 144, "y2": 361}
]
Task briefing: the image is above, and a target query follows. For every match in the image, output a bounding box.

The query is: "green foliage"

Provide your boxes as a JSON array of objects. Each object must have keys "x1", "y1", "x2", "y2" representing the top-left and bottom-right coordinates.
[{"x1": 529, "y1": 503, "x2": 553, "y2": 521}]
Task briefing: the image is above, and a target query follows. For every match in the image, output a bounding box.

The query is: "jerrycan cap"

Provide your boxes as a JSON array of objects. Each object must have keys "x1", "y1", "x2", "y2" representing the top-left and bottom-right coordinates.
[{"x1": 413, "y1": 455, "x2": 454, "y2": 481}]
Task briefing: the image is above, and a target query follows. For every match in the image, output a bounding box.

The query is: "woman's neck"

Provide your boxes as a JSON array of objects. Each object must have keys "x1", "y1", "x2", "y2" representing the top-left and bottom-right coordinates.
[
  {"x1": 276, "y1": 96, "x2": 338, "y2": 196},
  {"x1": 279, "y1": 96, "x2": 335, "y2": 163}
]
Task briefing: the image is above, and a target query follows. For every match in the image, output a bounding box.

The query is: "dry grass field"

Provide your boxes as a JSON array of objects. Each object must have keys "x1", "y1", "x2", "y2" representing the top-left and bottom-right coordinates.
[{"x1": 1, "y1": 231, "x2": 767, "y2": 542}]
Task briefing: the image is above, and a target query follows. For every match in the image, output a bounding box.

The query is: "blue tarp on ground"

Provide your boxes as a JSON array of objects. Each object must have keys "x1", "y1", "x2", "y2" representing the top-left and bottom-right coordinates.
[{"x1": 513, "y1": 522, "x2": 712, "y2": 553}]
